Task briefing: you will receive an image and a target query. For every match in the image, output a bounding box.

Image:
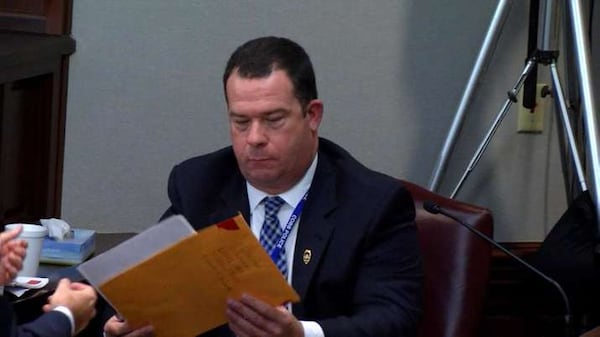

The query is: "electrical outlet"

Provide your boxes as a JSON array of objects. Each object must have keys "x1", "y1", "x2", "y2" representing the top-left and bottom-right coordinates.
[{"x1": 517, "y1": 83, "x2": 549, "y2": 133}]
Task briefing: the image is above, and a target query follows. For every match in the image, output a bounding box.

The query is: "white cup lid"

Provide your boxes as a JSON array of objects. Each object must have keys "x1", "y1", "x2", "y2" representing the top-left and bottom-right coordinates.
[{"x1": 5, "y1": 224, "x2": 48, "y2": 238}]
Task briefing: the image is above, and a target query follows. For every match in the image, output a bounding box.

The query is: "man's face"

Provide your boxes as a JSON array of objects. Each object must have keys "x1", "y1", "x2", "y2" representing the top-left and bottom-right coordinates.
[{"x1": 226, "y1": 69, "x2": 323, "y2": 194}]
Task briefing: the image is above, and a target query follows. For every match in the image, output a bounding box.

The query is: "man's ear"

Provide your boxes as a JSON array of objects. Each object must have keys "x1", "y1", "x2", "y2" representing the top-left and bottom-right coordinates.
[{"x1": 306, "y1": 99, "x2": 323, "y2": 131}]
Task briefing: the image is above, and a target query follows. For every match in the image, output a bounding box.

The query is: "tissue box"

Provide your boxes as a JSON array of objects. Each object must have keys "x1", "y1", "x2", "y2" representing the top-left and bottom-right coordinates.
[{"x1": 41, "y1": 229, "x2": 96, "y2": 265}]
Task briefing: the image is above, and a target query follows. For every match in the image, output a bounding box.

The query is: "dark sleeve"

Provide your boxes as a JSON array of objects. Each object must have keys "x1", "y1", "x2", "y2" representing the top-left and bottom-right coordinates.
[
  {"x1": 0, "y1": 296, "x2": 17, "y2": 337},
  {"x1": 318, "y1": 186, "x2": 423, "y2": 336},
  {"x1": 17, "y1": 311, "x2": 72, "y2": 337},
  {"x1": 160, "y1": 164, "x2": 182, "y2": 221}
]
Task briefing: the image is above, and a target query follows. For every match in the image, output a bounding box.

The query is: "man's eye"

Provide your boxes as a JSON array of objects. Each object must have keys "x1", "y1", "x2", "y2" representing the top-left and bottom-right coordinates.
[
  {"x1": 266, "y1": 116, "x2": 284, "y2": 125},
  {"x1": 233, "y1": 119, "x2": 249, "y2": 128}
]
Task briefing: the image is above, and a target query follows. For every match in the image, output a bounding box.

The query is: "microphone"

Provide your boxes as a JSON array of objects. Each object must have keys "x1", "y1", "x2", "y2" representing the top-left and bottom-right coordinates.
[{"x1": 423, "y1": 200, "x2": 573, "y2": 336}]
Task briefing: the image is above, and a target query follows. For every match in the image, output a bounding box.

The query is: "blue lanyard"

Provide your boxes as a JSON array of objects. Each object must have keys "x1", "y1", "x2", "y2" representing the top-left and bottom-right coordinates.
[{"x1": 269, "y1": 191, "x2": 308, "y2": 261}]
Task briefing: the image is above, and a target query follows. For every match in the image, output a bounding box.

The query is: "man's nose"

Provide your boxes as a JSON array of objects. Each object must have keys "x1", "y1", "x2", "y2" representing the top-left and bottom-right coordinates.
[{"x1": 247, "y1": 121, "x2": 267, "y2": 145}]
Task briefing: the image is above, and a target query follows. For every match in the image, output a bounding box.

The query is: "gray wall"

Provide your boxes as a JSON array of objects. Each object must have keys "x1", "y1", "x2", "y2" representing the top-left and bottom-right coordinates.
[{"x1": 63, "y1": 0, "x2": 598, "y2": 241}]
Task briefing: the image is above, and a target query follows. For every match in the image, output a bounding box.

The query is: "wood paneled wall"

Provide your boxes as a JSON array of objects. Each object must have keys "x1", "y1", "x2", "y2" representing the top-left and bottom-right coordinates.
[
  {"x1": 0, "y1": 0, "x2": 72, "y2": 35},
  {"x1": 0, "y1": 0, "x2": 73, "y2": 226}
]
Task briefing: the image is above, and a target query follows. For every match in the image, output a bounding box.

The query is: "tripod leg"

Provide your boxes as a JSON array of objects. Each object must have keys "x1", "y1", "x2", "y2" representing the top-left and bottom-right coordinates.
[
  {"x1": 566, "y1": 0, "x2": 600, "y2": 237},
  {"x1": 450, "y1": 60, "x2": 537, "y2": 198},
  {"x1": 549, "y1": 63, "x2": 587, "y2": 191},
  {"x1": 428, "y1": 0, "x2": 514, "y2": 192}
]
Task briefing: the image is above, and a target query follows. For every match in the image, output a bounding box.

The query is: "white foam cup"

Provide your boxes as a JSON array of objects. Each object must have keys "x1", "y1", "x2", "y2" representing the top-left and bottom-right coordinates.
[{"x1": 4, "y1": 224, "x2": 48, "y2": 277}]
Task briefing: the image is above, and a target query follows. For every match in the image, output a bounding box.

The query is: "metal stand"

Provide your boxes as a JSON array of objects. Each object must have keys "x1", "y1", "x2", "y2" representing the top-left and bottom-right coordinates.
[
  {"x1": 567, "y1": 0, "x2": 600, "y2": 227},
  {"x1": 428, "y1": 0, "x2": 514, "y2": 192},
  {"x1": 428, "y1": 0, "x2": 599, "y2": 231}
]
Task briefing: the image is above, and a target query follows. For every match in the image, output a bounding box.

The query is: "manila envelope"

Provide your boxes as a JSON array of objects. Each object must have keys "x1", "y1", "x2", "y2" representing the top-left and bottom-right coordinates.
[{"x1": 99, "y1": 214, "x2": 300, "y2": 337}]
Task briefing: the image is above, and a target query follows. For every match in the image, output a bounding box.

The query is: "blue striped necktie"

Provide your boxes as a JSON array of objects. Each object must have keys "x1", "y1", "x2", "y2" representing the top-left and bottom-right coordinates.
[{"x1": 260, "y1": 196, "x2": 287, "y2": 277}]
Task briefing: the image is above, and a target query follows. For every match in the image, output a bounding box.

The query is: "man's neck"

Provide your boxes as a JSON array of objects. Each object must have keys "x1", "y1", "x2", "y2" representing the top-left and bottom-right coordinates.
[{"x1": 246, "y1": 154, "x2": 318, "y2": 210}]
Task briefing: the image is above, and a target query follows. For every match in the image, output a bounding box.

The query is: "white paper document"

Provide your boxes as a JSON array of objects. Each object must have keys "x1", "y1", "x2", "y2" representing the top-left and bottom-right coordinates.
[{"x1": 77, "y1": 215, "x2": 195, "y2": 288}]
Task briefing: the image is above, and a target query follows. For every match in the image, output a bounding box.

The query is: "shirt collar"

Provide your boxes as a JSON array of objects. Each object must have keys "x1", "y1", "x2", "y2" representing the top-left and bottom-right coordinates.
[{"x1": 247, "y1": 154, "x2": 318, "y2": 212}]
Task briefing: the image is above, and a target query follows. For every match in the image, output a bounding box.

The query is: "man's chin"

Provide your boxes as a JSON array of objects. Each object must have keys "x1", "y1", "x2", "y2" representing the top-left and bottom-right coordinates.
[
  {"x1": 244, "y1": 171, "x2": 281, "y2": 188},
  {"x1": 247, "y1": 173, "x2": 277, "y2": 184}
]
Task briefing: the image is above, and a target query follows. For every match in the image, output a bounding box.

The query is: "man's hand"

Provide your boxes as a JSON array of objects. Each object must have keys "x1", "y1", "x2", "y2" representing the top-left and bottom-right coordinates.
[
  {"x1": 0, "y1": 225, "x2": 27, "y2": 285},
  {"x1": 43, "y1": 278, "x2": 97, "y2": 334},
  {"x1": 103, "y1": 315, "x2": 154, "y2": 337},
  {"x1": 226, "y1": 294, "x2": 303, "y2": 337}
]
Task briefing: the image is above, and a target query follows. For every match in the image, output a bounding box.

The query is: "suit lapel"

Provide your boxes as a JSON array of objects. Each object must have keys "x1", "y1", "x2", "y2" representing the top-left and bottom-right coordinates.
[
  {"x1": 292, "y1": 154, "x2": 337, "y2": 310},
  {"x1": 210, "y1": 170, "x2": 251, "y2": 225}
]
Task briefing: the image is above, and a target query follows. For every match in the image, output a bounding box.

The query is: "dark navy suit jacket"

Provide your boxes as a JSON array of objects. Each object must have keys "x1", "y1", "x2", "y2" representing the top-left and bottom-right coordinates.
[
  {"x1": 161, "y1": 138, "x2": 423, "y2": 337},
  {"x1": 0, "y1": 296, "x2": 71, "y2": 337}
]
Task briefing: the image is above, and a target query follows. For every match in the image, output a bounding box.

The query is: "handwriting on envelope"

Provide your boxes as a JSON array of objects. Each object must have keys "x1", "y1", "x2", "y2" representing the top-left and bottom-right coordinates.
[{"x1": 95, "y1": 215, "x2": 299, "y2": 337}]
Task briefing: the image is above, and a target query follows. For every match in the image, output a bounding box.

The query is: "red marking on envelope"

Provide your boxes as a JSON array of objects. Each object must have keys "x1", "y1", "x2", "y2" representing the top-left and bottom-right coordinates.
[
  {"x1": 216, "y1": 218, "x2": 239, "y2": 230},
  {"x1": 27, "y1": 280, "x2": 41, "y2": 285}
]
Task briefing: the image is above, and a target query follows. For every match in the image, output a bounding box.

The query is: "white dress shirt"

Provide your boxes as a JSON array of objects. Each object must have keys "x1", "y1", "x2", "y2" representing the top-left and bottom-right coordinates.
[{"x1": 246, "y1": 154, "x2": 324, "y2": 337}]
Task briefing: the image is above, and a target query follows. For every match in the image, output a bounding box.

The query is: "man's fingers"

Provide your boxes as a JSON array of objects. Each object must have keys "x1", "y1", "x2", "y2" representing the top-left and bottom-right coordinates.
[
  {"x1": 2, "y1": 262, "x2": 20, "y2": 277},
  {"x1": 104, "y1": 316, "x2": 155, "y2": 337},
  {"x1": 6, "y1": 250, "x2": 25, "y2": 267},
  {"x1": 107, "y1": 325, "x2": 155, "y2": 337},
  {"x1": 226, "y1": 301, "x2": 262, "y2": 337},
  {"x1": 227, "y1": 296, "x2": 286, "y2": 336},
  {"x1": 104, "y1": 316, "x2": 131, "y2": 336},
  {"x1": 239, "y1": 294, "x2": 282, "y2": 321},
  {"x1": 124, "y1": 325, "x2": 155, "y2": 337}
]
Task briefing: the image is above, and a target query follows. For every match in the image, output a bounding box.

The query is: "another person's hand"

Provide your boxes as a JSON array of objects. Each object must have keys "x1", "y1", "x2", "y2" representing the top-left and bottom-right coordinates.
[
  {"x1": 43, "y1": 278, "x2": 97, "y2": 334},
  {"x1": 104, "y1": 315, "x2": 154, "y2": 337},
  {"x1": 0, "y1": 225, "x2": 28, "y2": 285},
  {"x1": 226, "y1": 294, "x2": 303, "y2": 337}
]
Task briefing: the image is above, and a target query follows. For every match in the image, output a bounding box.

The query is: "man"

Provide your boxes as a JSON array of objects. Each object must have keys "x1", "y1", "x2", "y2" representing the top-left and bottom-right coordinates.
[
  {"x1": 105, "y1": 36, "x2": 422, "y2": 337},
  {"x1": 0, "y1": 225, "x2": 98, "y2": 337}
]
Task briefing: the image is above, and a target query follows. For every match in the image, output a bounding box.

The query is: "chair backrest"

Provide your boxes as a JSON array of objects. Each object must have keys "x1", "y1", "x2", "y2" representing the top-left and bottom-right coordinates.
[{"x1": 402, "y1": 180, "x2": 493, "y2": 337}]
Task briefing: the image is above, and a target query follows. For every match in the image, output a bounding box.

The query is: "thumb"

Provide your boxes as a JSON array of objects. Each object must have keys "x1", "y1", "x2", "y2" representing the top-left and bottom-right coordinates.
[
  {"x1": 55, "y1": 278, "x2": 72, "y2": 291},
  {"x1": 0, "y1": 226, "x2": 22, "y2": 245},
  {"x1": 69, "y1": 282, "x2": 89, "y2": 290}
]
